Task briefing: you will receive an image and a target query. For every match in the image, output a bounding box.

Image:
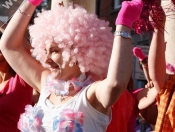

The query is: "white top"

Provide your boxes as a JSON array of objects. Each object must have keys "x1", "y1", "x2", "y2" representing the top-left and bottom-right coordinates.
[
  {"x1": 18, "y1": 79, "x2": 111, "y2": 132},
  {"x1": 39, "y1": 85, "x2": 110, "y2": 132}
]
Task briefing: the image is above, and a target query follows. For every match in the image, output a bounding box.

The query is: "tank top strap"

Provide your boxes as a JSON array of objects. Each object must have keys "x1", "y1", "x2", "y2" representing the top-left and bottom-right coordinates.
[{"x1": 37, "y1": 75, "x2": 52, "y2": 104}]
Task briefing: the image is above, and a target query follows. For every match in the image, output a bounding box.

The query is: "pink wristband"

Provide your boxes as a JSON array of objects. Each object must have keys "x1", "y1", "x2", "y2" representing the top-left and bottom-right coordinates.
[{"x1": 28, "y1": 0, "x2": 42, "y2": 6}]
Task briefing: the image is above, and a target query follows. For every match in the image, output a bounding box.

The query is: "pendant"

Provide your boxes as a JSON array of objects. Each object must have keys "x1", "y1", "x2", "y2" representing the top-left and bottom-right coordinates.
[{"x1": 60, "y1": 95, "x2": 64, "y2": 102}]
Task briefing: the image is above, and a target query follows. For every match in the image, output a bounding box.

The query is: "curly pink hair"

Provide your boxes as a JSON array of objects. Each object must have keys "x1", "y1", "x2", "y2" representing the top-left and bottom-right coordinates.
[{"x1": 29, "y1": 4, "x2": 113, "y2": 79}]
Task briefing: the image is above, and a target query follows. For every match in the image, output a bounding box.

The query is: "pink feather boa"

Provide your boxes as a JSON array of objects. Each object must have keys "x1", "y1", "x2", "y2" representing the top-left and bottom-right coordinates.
[
  {"x1": 130, "y1": 0, "x2": 175, "y2": 34},
  {"x1": 133, "y1": 0, "x2": 162, "y2": 34}
]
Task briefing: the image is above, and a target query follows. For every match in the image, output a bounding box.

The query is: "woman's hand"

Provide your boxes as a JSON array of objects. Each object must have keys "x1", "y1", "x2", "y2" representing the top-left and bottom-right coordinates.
[
  {"x1": 116, "y1": 0, "x2": 143, "y2": 28},
  {"x1": 145, "y1": 81, "x2": 154, "y2": 88},
  {"x1": 149, "y1": 6, "x2": 166, "y2": 32}
]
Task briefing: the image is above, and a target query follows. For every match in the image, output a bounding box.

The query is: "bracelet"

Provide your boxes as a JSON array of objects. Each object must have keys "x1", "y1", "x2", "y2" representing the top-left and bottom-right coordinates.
[
  {"x1": 18, "y1": 9, "x2": 32, "y2": 17},
  {"x1": 114, "y1": 31, "x2": 131, "y2": 39}
]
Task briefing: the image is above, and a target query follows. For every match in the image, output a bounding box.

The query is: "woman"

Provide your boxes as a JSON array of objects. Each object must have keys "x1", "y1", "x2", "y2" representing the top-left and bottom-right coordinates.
[
  {"x1": 0, "y1": 20, "x2": 40, "y2": 131},
  {"x1": 0, "y1": 0, "x2": 143, "y2": 131},
  {"x1": 0, "y1": 24, "x2": 33, "y2": 132},
  {"x1": 106, "y1": 77, "x2": 158, "y2": 132},
  {"x1": 148, "y1": 4, "x2": 175, "y2": 131},
  {"x1": 133, "y1": 46, "x2": 153, "y2": 87},
  {"x1": 106, "y1": 47, "x2": 158, "y2": 132}
]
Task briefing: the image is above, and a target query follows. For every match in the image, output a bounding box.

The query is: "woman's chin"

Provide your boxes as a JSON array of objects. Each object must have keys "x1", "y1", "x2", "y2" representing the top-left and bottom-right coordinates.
[{"x1": 51, "y1": 71, "x2": 61, "y2": 79}]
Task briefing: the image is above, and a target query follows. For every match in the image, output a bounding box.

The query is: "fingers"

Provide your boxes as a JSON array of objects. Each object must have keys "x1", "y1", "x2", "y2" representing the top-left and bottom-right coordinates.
[
  {"x1": 149, "y1": 5, "x2": 166, "y2": 30},
  {"x1": 145, "y1": 81, "x2": 154, "y2": 88}
]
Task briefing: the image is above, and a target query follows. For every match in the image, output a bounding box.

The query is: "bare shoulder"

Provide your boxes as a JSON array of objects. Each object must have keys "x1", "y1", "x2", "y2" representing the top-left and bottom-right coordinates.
[
  {"x1": 86, "y1": 81, "x2": 100, "y2": 100},
  {"x1": 87, "y1": 80, "x2": 104, "y2": 96},
  {"x1": 86, "y1": 81, "x2": 110, "y2": 115},
  {"x1": 40, "y1": 69, "x2": 51, "y2": 91}
]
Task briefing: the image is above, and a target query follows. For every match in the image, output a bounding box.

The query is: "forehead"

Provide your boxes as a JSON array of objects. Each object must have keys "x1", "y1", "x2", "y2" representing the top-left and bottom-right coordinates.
[{"x1": 45, "y1": 43, "x2": 58, "y2": 50}]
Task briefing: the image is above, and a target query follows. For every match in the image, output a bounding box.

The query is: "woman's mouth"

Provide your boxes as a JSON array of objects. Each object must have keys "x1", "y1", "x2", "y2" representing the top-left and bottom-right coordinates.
[{"x1": 50, "y1": 66, "x2": 60, "y2": 72}]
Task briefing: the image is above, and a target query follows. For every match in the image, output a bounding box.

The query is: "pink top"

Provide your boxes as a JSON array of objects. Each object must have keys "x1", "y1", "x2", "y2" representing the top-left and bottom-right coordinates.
[
  {"x1": 128, "y1": 88, "x2": 143, "y2": 131},
  {"x1": 0, "y1": 74, "x2": 33, "y2": 132},
  {"x1": 106, "y1": 88, "x2": 143, "y2": 132}
]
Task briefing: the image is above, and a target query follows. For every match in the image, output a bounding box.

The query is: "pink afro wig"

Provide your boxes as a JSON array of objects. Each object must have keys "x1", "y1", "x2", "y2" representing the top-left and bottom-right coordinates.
[{"x1": 29, "y1": 4, "x2": 113, "y2": 79}]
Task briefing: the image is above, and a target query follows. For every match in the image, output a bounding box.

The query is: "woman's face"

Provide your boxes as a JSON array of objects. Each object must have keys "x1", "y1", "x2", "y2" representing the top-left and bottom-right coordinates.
[{"x1": 44, "y1": 43, "x2": 78, "y2": 80}]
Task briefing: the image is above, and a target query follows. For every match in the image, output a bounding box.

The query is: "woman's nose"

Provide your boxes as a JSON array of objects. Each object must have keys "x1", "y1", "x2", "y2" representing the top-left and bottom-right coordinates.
[{"x1": 44, "y1": 54, "x2": 52, "y2": 64}]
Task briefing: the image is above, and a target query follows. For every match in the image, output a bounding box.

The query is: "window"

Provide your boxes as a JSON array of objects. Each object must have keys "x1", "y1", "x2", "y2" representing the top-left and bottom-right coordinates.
[{"x1": 114, "y1": 0, "x2": 122, "y2": 10}]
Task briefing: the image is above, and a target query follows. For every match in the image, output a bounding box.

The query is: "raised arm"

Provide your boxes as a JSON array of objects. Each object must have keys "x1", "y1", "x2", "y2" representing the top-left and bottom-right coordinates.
[
  {"x1": 0, "y1": 20, "x2": 31, "y2": 53},
  {"x1": 133, "y1": 47, "x2": 153, "y2": 87},
  {"x1": 0, "y1": 0, "x2": 49, "y2": 92},
  {"x1": 148, "y1": 8, "x2": 168, "y2": 91},
  {"x1": 92, "y1": 0, "x2": 143, "y2": 109}
]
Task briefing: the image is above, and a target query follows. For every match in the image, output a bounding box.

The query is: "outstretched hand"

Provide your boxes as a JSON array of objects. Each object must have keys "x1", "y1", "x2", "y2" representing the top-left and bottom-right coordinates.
[
  {"x1": 149, "y1": 5, "x2": 166, "y2": 31},
  {"x1": 145, "y1": 81, "x2": 154, "y2": 88},
  {"x1": 116, "y1": 0, "x2": 143, "y2": 28}
]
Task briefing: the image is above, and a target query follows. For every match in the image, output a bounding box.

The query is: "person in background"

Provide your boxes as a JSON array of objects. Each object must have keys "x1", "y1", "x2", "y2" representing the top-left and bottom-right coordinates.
[
  {"x1": 148, "y1": 3, "x2": 175, "y2": 131},
  {"x1": 133, "y1": 46, "x2": 153, "y2": 87},
  {"x1": 0, "y1": 21, "x2": 39, "y2": 132},
  {"x1": 0, "y1": 22, "x2": 32, "y2": 132},
  {"x1": 0, "y1": 0, "x2": 143, "y2": 131},
  {"x1": 106, "y1": 75, "x2": 158, "y2": 132},
  {"x1": 106, "y1": 12, "x2": 159, "y2": 132}
]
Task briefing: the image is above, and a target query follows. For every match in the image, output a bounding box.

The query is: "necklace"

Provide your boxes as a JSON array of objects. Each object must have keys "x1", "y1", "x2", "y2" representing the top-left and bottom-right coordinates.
[{"x1": 46, "y1": 73, "x2": 93, "y2": 101}]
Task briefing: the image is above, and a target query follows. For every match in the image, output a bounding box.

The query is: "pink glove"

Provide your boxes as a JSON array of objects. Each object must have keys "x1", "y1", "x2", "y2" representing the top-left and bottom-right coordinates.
[
  {"x1": 28, "y1": 0, "x2": 42, "y2": 6},
  {"x1": 116, "y1": 0, "x2": 143, "y2": 28},
  {"x1": 133, "y1": 47, "x2": 147, "y2": 61}
]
